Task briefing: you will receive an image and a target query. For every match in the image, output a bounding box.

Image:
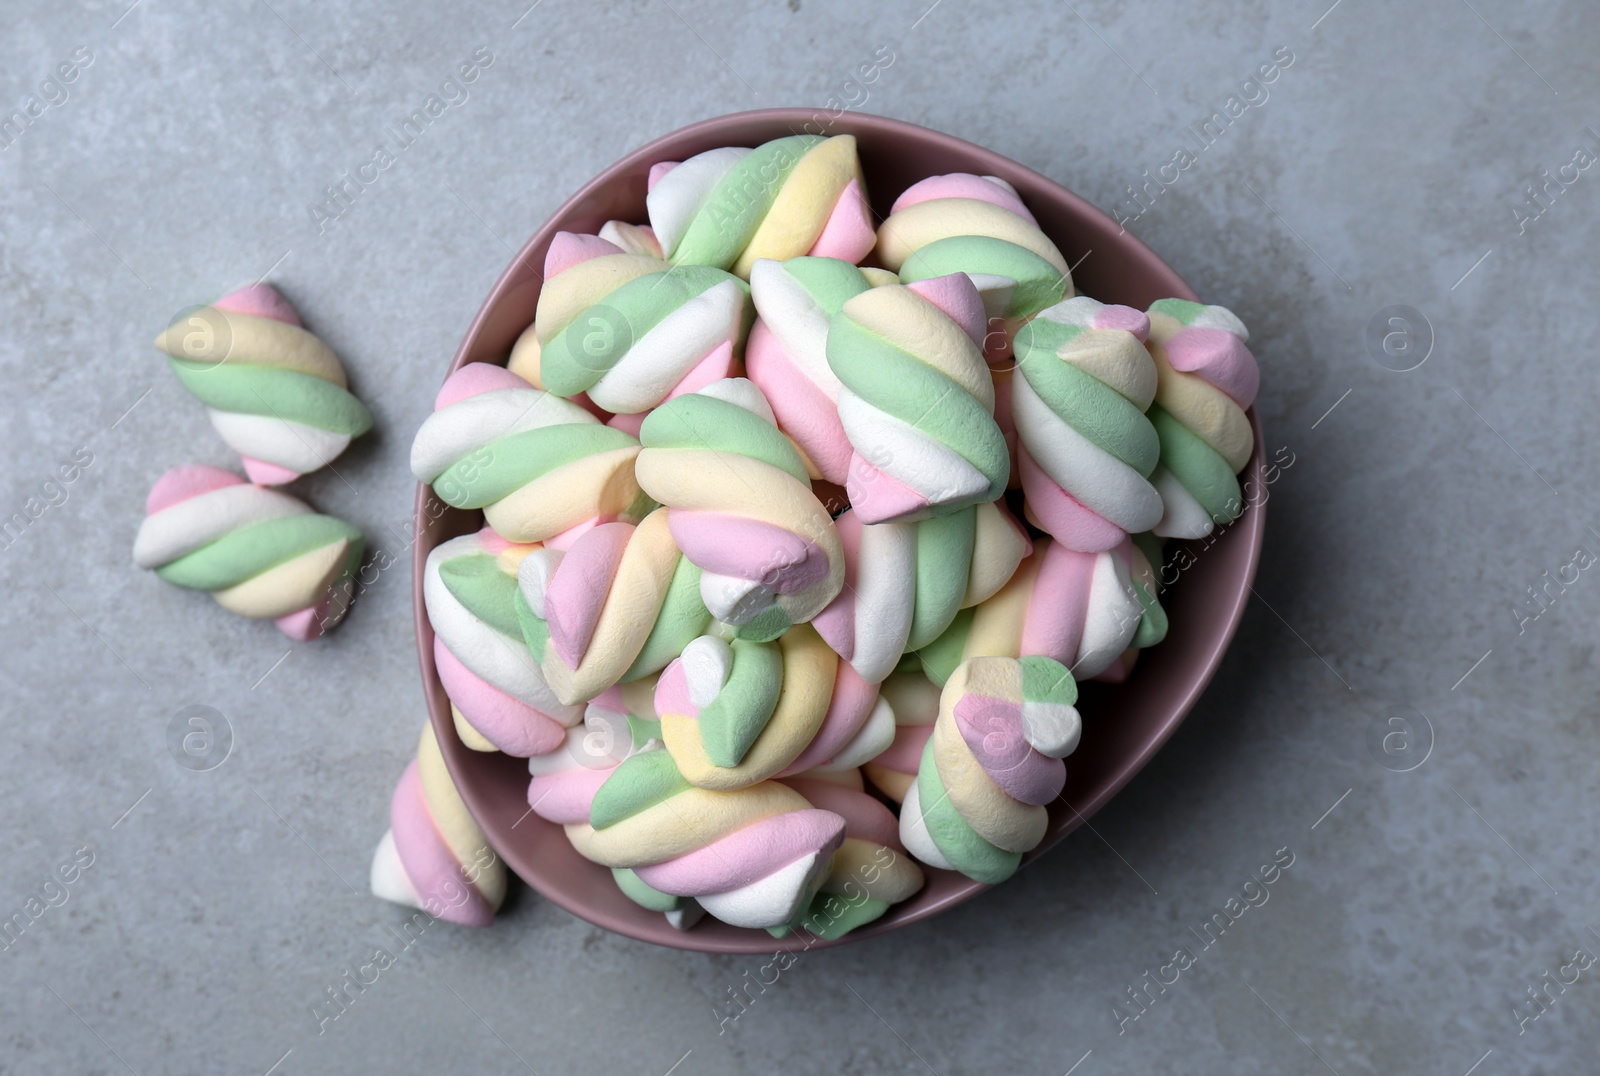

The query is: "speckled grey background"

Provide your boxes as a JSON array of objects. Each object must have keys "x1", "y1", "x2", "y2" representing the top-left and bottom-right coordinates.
[{"x1": 3, "y1": 0, "x2": 1597, "y2": 1073}]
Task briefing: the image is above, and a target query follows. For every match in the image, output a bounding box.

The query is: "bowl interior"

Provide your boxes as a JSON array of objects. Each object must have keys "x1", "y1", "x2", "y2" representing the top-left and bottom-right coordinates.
[{"x1": 413, "y1": 108, "x2": 1265, "y2": 953}]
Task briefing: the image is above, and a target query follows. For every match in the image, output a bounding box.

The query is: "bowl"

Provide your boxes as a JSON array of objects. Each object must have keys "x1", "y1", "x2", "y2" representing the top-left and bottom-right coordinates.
[{"x1": 412, "y1": 108, "x2": 1266, "y2": 953}]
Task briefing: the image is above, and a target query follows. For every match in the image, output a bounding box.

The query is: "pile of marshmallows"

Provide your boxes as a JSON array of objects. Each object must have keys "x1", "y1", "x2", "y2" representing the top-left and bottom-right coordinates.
[
  {"x1": 133, "y1": 285, "x2": 372, "y2": 641},
  {"x1": 134, "y1": 131, "x2": 1260, "y2": 940},
  {"x1": 399, "y1": 133, "x2": 1261, "y2": 938}
]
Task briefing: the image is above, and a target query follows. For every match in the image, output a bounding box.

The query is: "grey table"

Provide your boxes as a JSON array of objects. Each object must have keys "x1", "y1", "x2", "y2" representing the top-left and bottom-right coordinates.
[{"x1": 3, "y1": 1, "x2": 1596, "y2": 1072}]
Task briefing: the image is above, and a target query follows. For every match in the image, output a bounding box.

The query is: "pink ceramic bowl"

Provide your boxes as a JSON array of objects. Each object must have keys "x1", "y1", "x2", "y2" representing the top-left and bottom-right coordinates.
[{"x1": 412, "y1": 109, "x2": 1265, "y2": 953}]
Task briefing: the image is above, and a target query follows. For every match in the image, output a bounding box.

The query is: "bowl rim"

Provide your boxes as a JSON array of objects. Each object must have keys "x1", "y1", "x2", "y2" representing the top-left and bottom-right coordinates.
[{"x1": 412, "y1": 107, "x2": 1266, "y2": 952}]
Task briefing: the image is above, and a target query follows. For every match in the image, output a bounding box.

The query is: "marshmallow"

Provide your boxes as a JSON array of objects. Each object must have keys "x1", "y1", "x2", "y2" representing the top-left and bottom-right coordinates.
[
  {"x1": 647, "y1": 134, "x2": 875, "y2": 278},
  {"x1": 1143, "y1": 300, "x2": 1260, "y2": 539},
  {"x1": 916, "y1": 536, "x2": 1167, "y2": 686},
  {"x1": 523, "y1": 231, "x2": 751, "y2": 417},
  {"x1": 519, "y1": 679, "x2": 714, "y2": 926},
  {"x1": 773, "y1": 772, "x2": 925, "y2": 940},
  {"x1": 899, "y1": 655, "x2": 1080, "y2": 883},
  {"x1": 132, "y1": 464, "x2": 362, "y2": 641},
  {"x1": 746, "y1": 256, "x2": 897, "y2": 484},
  {"x1": 812, "y1": 501, "x2": 1030, "y2": 684},
  {"x1": 515, "y1": 509, "x2": 711, "y2": 707},
  {"x1": 424, "y1": 529, "x2": 582, "y2": 757},
  {"x1": 875, "y1": 174, "x2": 1072, "y2": 356},
  {"x1": 862, "y1": 670, "x2": 942, "y2": 804},
  {"x1": 635, "y1": 378, "x2": 844, "y2": 640},
  {"x1": 655, "y1": 626, "x2": 885, "y2": 791},
  {"x1": 570, "y1": 746, "x2": 847, "y2": 930},
  {"x1": 1012, "y1": 297, "x2": 1163, "y2": 551},
  {"x1": 371, "y1": 722, "x2": 507, "y2": 928},
  {"x1": 827, "y1": 274, "x2": 1009, "y2": 522},
  {"x1": 410, "y1": 363, "x2": 652, "y2": 544},
  {"x1": 525, "y1": 679, "x2": 657, "y2": 823},
  {"x1": 154, "y1": 284, "x2": 372, "y2": 485}
]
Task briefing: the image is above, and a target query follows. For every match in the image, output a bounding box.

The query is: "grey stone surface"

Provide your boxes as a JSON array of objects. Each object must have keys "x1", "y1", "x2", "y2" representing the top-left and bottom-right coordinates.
[{"x1": 2, "y1": 0, "x2": 1597, "y2": 1072}]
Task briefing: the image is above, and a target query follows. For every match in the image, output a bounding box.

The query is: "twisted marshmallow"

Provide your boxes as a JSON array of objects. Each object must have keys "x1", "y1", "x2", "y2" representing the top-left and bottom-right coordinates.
[
  {"x1": 647, "y1": 134, "x2": 874, "y2": 278},
  {"x1": 862, "y1": 669, "x2": 941, "y2": 804},
  {"x1": 1012, "y1": 297, "x2": 1163, "y2": 551},
  {"x1": 900, "y1": 655, "x2": 1081, "y2": 883},
  {"x1": 746, "y1": 256, "x2": 897, "y2": 484},
  {"x1": 424, "y1": 529, "x2": 582, "y2": 757},
  {"x1": 525, "y1": 680, "x2": 656, "y2": 830},
  {"x1": 875, "y1": 174, "x2": 1072, "y2": 354},
  {"x1": 506, "y1": 221, "x2": 664, "y2": 419},
  {"x1": 539, "y1": 681, "x2": 708, "y2": 929},
  {"x1": 827, "y1": 273, "x2": 1009, "y2": 522},
  {"x1": 133, "y1": 465, "x2": 362, "y2": 640},
  {"x1": 774, "y1": 772, "x2": 925, "y2": 940},
  {"x1": 514, "y1": 508, "x2": 711, "y2": 707},
  {"x1": 1094, "y1": 533, "x2": 1169, "y2": 684},
  {"x1": 154, "y1": 284, "x2": 373, "y2": 485},
  {"x1": 655, "y1": 626, "x2": 893, "y2": 791},
  {"x1": 635, "y1": 378, "x2": 843, "y2": 640},
  {"x1": 371, "y1": 722, "x2": 507, "y2": 927},
  {"x1": 525, "y1": 231, "x2": 750, "y2": 416},
  {"x1": 410, "y1": 362, "x2": 651, "y2": 544},
  {"x1": 812, "y1": 501, "x2": 1030, "y2": 684},
  {"x1": 1144, "y1": 300, "x2": 1259, "y2": 538},
  {"x1": 917, "y1": 536, "x2": 1167, "y2": 686},
  {"x1": 569, "y1": 747, "x2": 847, "y2": 929},
  {"x1": 596, "y1": 219, "x2": 663, "y2": 258}
]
